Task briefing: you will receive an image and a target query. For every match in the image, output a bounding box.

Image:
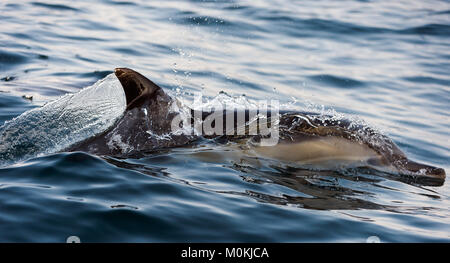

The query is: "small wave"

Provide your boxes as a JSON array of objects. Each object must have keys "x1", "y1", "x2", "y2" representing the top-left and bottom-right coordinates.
[
  {"x1": 31, "y1": 2, "x2": 80, "y2": 12},
  {"x1": 308, "y1": 74, "x2": 367, "y2": 89},
  {"x1": 79, "y1": 70, "x2": 114, "y2": 79},
  {"x1": 399, "y1": 24, "x2": 450, "y2": 36},
  {"x1": 257, "y1": 16, "x2": 450, "y2": 38},
  {"x1": 403, "y1": 76, "x2": 450, "y2": 86},
  {"x1": 262, "y1": 17, "x2": 389, "y2": 38},
  {"x1": 109, "y1": 47, "x2": 144, "y2": 56},
  {"x1": 432, "y1": 10, "x2": 450, "y2": 15},
  {"x1": 73, "y1": 20, "x2": 120, "y2": 32},
  {"x1": 106, "y1": 1, "x2": 137, "y2": 6},
  {"x1": 0, "y1": 51, "x2": 28, "y2": 71}
]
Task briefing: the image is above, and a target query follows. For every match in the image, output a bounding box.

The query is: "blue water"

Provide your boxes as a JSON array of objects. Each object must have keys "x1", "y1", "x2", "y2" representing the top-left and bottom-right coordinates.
[{"x1": 0, "y1": 0, "x2": 449, "y2": 242}]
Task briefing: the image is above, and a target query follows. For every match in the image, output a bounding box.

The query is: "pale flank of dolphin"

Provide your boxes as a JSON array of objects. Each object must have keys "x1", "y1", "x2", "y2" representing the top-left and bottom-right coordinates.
[{"x1": 248, "y1": 137, "x2": 382, "y2": 168}]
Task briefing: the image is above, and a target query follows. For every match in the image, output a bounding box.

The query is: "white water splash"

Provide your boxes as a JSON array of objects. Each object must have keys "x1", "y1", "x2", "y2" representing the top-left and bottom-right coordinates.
[{"x1": 0, "y1": 74, "x2": 126, "y2": 166}]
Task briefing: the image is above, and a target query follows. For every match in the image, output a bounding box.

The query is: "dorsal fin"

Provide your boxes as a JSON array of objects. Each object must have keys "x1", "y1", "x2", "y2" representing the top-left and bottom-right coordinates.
[{"x1": 114, "y1": 68, "x2": 163, "y2": 109}]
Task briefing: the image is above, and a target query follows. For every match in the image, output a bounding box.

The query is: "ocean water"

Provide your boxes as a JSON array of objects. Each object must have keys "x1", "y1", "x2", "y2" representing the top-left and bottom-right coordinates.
[{"x1": 0, "y1": 0, "x2": 449, "y2": 242}]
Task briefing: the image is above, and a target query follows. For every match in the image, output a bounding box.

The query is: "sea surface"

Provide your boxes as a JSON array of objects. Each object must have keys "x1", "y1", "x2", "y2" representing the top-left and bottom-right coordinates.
[{"x1": 0, "y1": 0, "x2": 449, "y2": 242}]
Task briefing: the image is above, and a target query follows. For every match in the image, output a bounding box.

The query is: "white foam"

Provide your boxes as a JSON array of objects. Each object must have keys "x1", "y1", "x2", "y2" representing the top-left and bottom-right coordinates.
[{"x1": 0, "y1": 74, "x2": 126, "y2": 165}]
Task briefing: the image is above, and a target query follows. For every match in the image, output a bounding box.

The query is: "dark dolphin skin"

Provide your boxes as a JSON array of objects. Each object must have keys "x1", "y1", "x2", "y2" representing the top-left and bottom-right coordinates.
[
  {"x1": 67, "y1": 68, "x2": 446, "y2": 184},
  {"x1": 67, "y1": 68, "x2": 197, "y2": 155}
]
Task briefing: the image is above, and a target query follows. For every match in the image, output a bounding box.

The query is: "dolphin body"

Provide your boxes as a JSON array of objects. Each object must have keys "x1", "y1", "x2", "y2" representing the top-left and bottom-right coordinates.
[{"x1": 68, "y1": 68, "x2": 446, "y2": 183}]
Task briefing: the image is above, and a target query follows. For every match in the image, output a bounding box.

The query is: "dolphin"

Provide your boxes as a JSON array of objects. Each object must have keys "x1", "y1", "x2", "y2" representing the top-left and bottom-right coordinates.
[{"x1": 66, "y1": 68, "x2": 445, "y2": 183}]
